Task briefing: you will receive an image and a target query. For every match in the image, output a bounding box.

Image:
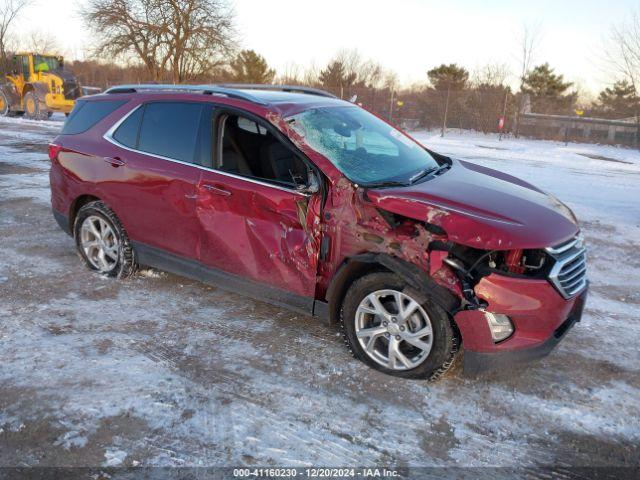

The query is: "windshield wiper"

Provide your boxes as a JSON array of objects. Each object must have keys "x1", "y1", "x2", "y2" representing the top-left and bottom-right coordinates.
[
  {"x1": 359, "y1": 180, "x2": 409, "y2": 188},
  {"x1": 409, "y1": 163, "x2": 449, "y2": 184}
]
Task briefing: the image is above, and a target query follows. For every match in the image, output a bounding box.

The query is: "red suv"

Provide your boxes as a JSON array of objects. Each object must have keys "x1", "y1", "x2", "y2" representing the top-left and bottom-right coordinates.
[{"x1": 49, "y1": 84, "x2": 588, "y2": 380}]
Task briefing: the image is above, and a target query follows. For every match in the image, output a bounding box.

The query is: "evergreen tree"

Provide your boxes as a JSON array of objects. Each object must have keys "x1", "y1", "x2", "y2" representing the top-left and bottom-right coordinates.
[
  {"x1": 427, "y1": 64, "x2": 469, "y2": 91},
  {"x1": 319, "y1": 60, "x2": 356, "y2": 88},
  {"x1": 522, "y1": 63, "x2": 572, "y2": 98},
  {"x1": 591, "y1": 80, "x2": 639, "y2": 119},
  {"x1": 229, "y1": 50, "x2": 275, "y2": 84},
  {"x1": 521, "y1": 63, "x2": 576, "y2": 113}
]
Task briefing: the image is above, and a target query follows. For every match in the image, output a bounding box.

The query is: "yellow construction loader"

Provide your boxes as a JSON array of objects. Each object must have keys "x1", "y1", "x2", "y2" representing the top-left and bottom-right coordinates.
[{"x1": 0, "y1": 53, "x2": 83, "y2": 119}]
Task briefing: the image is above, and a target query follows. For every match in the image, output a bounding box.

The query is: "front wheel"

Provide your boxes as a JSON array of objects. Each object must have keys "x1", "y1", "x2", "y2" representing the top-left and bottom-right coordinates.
[
  {"x1": 23, "y1": 91, "x2": 49, "y2": 120},
  {"x1": 74, "y1": 201, "x2": 137, "y2": 278},
  {"x1": 341, "y1": 272, "x2": 459, "y2": 380}
]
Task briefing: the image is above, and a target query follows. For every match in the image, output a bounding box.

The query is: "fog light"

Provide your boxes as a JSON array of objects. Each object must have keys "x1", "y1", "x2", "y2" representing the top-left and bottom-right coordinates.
[{"x1": 485, "y1": 313, "x2": 514, "y2": 342}]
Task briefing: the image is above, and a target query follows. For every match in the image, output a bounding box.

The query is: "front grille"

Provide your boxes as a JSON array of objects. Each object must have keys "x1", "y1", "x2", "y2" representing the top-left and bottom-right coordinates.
[
  {"x1": 546, "y1": 236, "x2": 587, "y2": 299},
  {"x1": 63, "y1": 81, "x2": 81, "y2": 100}
]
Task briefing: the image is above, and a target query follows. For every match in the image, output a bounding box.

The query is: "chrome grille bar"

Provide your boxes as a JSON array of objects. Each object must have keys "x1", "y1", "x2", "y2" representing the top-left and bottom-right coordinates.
[{"x1": 546, "y1": 235, "x2": 588, "y2": 299}]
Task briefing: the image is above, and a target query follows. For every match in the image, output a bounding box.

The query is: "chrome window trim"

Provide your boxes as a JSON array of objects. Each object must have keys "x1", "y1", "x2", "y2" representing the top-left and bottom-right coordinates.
[{"x1": 102, "y1": 103, "x2": 309, "y2": 197}]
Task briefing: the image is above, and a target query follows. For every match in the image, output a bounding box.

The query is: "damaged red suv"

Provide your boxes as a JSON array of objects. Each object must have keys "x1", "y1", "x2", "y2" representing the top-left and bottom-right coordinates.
[{"x1": 49, "y1": 84, "x2": 588, "y2": 379}]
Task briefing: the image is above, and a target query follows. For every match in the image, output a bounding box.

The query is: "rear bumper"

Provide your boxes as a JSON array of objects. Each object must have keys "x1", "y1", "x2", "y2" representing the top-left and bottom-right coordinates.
[{"x1": 454, "y1": 273, "x2": 588, "y2": 376}]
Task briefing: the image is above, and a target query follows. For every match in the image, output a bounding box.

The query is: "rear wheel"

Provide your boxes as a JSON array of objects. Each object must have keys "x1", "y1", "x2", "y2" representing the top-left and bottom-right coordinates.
[
  {"x1": 74, "y1": 201, "x2": 137, "y2": 278},
  {"x1": 341, "y1": 272, "x2": 459, "y2": 380}
]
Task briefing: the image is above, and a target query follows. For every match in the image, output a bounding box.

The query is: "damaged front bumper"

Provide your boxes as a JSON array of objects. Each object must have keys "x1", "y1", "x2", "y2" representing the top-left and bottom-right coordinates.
[{"x1": 454, "y1": 273, "x2": 588, "y2": 376}]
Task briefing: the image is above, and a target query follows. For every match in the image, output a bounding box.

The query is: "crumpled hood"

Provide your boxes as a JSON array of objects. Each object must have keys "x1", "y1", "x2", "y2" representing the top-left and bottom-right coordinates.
[{"x1": 366, "y1": 159, "x2": 579, "y2": 250}]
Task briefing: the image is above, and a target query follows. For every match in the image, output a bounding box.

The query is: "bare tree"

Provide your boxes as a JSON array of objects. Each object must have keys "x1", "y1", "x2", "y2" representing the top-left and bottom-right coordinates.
[
  {"x1": 82, "y1": 0, "x2": 236, "y2": 82},
  {"x1": 24, "y1": 30, "x2": 60, "y2": 54},
  {"x1": 0, "y1": 0, "x2": 31, "y2": 74},
  {"x1": 516, "y1": 22, "x2": 542, "y2": 91},
  {"x1": 471, "y1": 63, "x2": 510, "y2": 88},
  {"x1": 335, "y1": 49, "x2": 385, "y2": 89},
  {"x1": 469, "y1": 63, "x2": 512, "y2": 133},
  {"x1": 604, "y1": 10, "x2": 640, "y2": 144},
  {"x1": 513, "y1": 22, "x2": 542, "y2": 136},
  {"x1": 275, "y1": 62, "x2": 303, "y2": 85},
  {"x1": 82, "y1": 0, "x2": 167, "y2": 81},
  {"x1": 606, "y1": 11, "x2": 640, "y2": 97},
  {"x1": 162, "y1": 0, "x2": 236, "y2": 83}
]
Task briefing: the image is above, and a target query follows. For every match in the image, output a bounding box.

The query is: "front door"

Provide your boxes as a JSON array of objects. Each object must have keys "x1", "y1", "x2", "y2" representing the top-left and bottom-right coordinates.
[{"x1": 196, "y1": 111, "x2": 322, "y2": 302}]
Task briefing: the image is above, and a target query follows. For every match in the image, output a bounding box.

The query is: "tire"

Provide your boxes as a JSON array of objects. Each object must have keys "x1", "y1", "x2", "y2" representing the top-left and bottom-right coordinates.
[
  {"x1": 341, "y1": 272, "x2": 459, "y2": 380},
  {"x1": 23, "y1": 91, "x2": 49, "y2": 120},
  {"x1": 73, "y1": 201, "x2": 137, "y2": 278},
  {"x1": 0, "y1": 90, "x2": 9, "y2": 116}
]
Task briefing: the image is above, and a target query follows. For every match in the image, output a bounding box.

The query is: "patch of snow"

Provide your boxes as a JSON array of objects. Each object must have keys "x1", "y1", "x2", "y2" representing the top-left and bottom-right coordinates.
[{"x1": 103, "y1": 448, "x2": 127, "y2": 467}]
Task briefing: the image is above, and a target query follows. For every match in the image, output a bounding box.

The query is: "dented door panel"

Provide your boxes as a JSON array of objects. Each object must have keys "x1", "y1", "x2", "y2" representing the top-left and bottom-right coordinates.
[{"x1": 196, "y1": 169, "x2": 320, "y2": 298}]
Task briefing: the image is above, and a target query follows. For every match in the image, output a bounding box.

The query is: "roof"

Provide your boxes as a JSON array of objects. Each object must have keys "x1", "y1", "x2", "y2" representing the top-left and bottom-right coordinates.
[{"x1": 99, "y1": 84, "x2": 351, "y2": 115}]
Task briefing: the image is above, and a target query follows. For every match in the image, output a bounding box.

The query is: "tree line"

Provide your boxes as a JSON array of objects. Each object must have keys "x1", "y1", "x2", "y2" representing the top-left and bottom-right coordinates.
[{"x1": 2, "y1": 0, "x2": 640, "y2": 131}]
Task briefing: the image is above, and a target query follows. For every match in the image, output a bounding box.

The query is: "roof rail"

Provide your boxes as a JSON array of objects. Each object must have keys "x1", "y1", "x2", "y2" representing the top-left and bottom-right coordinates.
[
  {"x1": 217, "y1": 84, "x2": 338, "y2": 99},
  {"x1": 103, "y1": 84, "x2": 269, "y2": 105}
]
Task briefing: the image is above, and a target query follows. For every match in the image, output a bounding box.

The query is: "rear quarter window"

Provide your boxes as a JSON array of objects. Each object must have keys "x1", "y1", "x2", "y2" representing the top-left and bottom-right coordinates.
[
  {"x1": 61, "y1": 100, "x2": 126, "y2": 135},
  {"x1": 112, "y1": 106, "x2": 144, "y2": 148}
]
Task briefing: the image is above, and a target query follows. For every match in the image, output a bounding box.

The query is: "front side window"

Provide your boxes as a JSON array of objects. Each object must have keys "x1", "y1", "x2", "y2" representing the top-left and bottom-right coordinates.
[
  {"x1": 287, "y1": 106, "x2": 440, "y2": 186},
  {"x1": 137, "y1": 102, "x2": 204, "y2": 163},
  {"x1": 217, "y1": 113, "x2": 309, "y2": 188}
]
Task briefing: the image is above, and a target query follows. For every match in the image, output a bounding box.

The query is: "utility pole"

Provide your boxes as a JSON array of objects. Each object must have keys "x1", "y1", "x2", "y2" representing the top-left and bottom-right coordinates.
[
  {"x1": 389, "y1": 88, "x2": 395, "y2": 122},
  {"x1": 441, "y1": 83, "x2": 451, "y2": 137}
]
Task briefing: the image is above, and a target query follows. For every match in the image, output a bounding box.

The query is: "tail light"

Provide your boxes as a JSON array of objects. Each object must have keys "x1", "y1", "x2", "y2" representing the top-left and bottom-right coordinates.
[{"x1": 48, "y1": 143, "x2": 64, "y2": 162}]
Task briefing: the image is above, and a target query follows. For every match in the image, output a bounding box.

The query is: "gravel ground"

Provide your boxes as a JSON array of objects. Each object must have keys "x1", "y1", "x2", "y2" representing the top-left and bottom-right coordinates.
[{"x1": 1, "y1": 116, "x2": 639, "y2": 474}]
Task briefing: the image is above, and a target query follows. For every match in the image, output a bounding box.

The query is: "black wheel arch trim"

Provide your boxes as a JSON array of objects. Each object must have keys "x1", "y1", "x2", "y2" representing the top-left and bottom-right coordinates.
[
  {"x1": 52, "y1": 209, "x2": 72, "y2": 236},
  {"x1": 325, "y1": 253, "x2": 461, "y2": 325}
]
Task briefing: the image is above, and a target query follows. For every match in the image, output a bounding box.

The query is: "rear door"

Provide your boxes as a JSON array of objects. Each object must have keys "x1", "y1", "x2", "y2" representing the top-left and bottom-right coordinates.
[
  {"x1": 196, "y1": 110, "x2": 322, "y2": 303},
  {"x1": 105, "y1": 101, "x2": 209, "y2": 259}
]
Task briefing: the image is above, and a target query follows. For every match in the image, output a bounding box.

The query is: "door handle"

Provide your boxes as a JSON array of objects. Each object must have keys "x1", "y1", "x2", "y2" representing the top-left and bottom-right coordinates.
[
  {"x1": 104, "y1": 156, "x2": 126, "y2": 167},
  {"x1": 202, "y1": 184, "x2": 232, "y2": 196}
]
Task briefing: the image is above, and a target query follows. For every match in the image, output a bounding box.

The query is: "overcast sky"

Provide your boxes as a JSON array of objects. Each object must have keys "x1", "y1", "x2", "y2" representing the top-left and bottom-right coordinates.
[{"x1": 18, "y1": 0, "x2": 640, "y2": 95}]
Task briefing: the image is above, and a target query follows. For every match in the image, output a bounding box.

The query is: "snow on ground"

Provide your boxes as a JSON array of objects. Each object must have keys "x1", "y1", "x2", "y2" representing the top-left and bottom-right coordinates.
[{"x1": 0, "y1": 118, "x2": 639, "y2": 471}]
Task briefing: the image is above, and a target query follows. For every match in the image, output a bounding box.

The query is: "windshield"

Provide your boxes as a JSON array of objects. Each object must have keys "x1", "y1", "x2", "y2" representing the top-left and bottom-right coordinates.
[
  {"x1": 287, "y1": 106, "x2": 439, "y2": 186},
  {"x1": 33, "y1": 55, "x2": 61, "y2": 72}
]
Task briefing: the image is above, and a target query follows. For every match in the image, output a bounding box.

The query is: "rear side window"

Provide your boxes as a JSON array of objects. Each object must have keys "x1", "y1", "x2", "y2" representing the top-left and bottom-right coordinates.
[
  {"x1": 61, "y1": 100, "x2": 126, "y2": 135},
  {"x1": 112, "y1": 106, "x2": 144, "y2": 148},
  {"x1": 138, "y1": 102, "x2": 204, "y2": 162}
]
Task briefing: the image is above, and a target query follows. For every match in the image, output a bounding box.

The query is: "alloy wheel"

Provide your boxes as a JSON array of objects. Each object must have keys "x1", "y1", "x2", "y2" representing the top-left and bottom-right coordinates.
[
  {"x1": 355, "y1": 289, "x2": 433, "y2": 370},
  {"x1": 79, "y1": 215, "x2": 119, "y2": 272}
]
